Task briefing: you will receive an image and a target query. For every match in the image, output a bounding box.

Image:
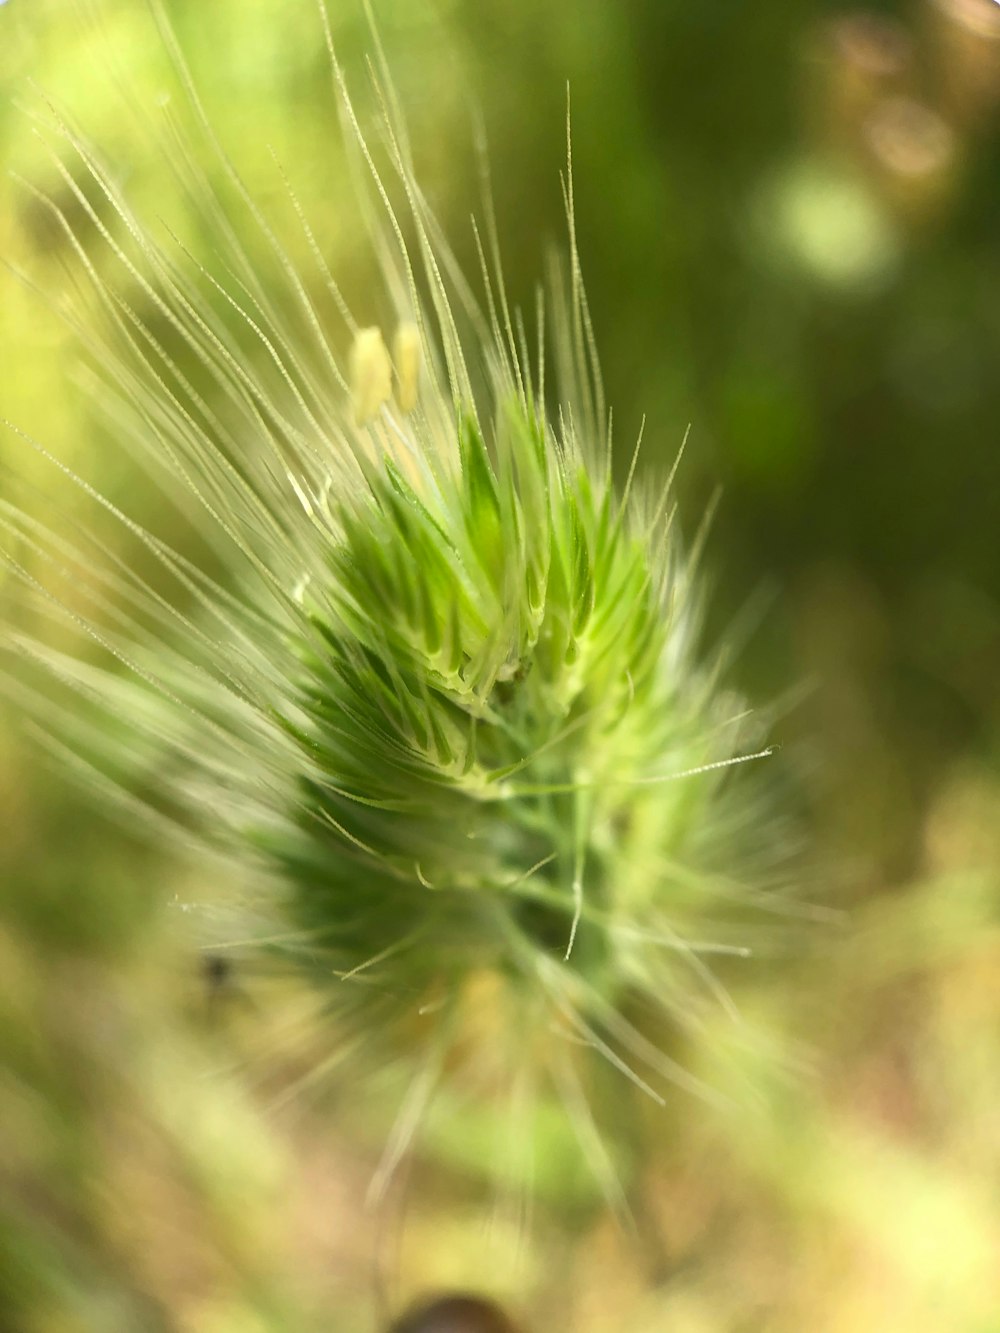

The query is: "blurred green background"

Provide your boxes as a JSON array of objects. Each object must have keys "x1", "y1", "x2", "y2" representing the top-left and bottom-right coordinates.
[{"x1": 2, "y1": 1, "x2": 999, "y2": 1330}]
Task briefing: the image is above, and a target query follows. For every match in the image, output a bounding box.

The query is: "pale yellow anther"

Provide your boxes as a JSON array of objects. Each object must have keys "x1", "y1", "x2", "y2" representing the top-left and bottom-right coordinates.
[
  {"x1": 393, "y1": 321, "x2": 421, "y2": 414},
  {"x1": 350, "y1": 326, "x2": 392, "y2": 425}
]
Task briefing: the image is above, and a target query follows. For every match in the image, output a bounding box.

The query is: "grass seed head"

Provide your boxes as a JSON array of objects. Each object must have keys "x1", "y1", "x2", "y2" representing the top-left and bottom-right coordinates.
[{"x1": 2, "y1": 3, "x2": 790, "y2": 1214}]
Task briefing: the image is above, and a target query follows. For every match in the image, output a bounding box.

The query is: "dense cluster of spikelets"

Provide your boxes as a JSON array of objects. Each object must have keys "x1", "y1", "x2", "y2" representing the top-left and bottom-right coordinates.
[{"x1": 2, "y1": 6, "x2": 782, "y2": 1211}]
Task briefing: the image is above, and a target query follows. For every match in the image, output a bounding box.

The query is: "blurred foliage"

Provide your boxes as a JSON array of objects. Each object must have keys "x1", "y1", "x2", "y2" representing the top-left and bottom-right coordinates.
[{"x1": 2, "y1": 0, "x2": 999, "y2": 1330}]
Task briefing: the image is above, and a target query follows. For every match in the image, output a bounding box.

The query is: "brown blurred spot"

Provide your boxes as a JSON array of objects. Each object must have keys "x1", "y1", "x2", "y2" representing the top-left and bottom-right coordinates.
[
  {"x1": 830, "y1": 13, "x2": 914, "y2": 78},
  {"x1": 388, "y1": 1293, "x2": 525, "y2": 1333},
  {"x1": 864, "y1": 96, "x2": 959, "y2": 222},
  {"x1": 932, "y1": 0, "x2": 1000, "y2": 41},
  {"x1": 866, "y1": 97, "x2": 956, "y2": 180},
  {"x1": 930, "y1": 0, "x2": 1000, "y2": 124}
]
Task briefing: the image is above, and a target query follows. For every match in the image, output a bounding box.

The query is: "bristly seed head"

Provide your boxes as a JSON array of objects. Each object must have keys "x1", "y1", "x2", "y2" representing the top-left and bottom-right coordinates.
[{"x1": 2, "y1": 3, "x2": 792, "y2": 1217}]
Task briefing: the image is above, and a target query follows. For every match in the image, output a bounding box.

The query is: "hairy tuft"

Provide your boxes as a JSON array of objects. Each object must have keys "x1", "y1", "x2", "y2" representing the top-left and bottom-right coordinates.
[{"x1": 2, "y1": 0, "x2": 791, "y2": 1218}]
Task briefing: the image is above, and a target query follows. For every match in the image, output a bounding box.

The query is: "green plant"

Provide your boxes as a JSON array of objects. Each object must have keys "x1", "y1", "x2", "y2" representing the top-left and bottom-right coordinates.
[{"x1": 2, "y1": 1, "x2": 785, "y2": 1218}]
